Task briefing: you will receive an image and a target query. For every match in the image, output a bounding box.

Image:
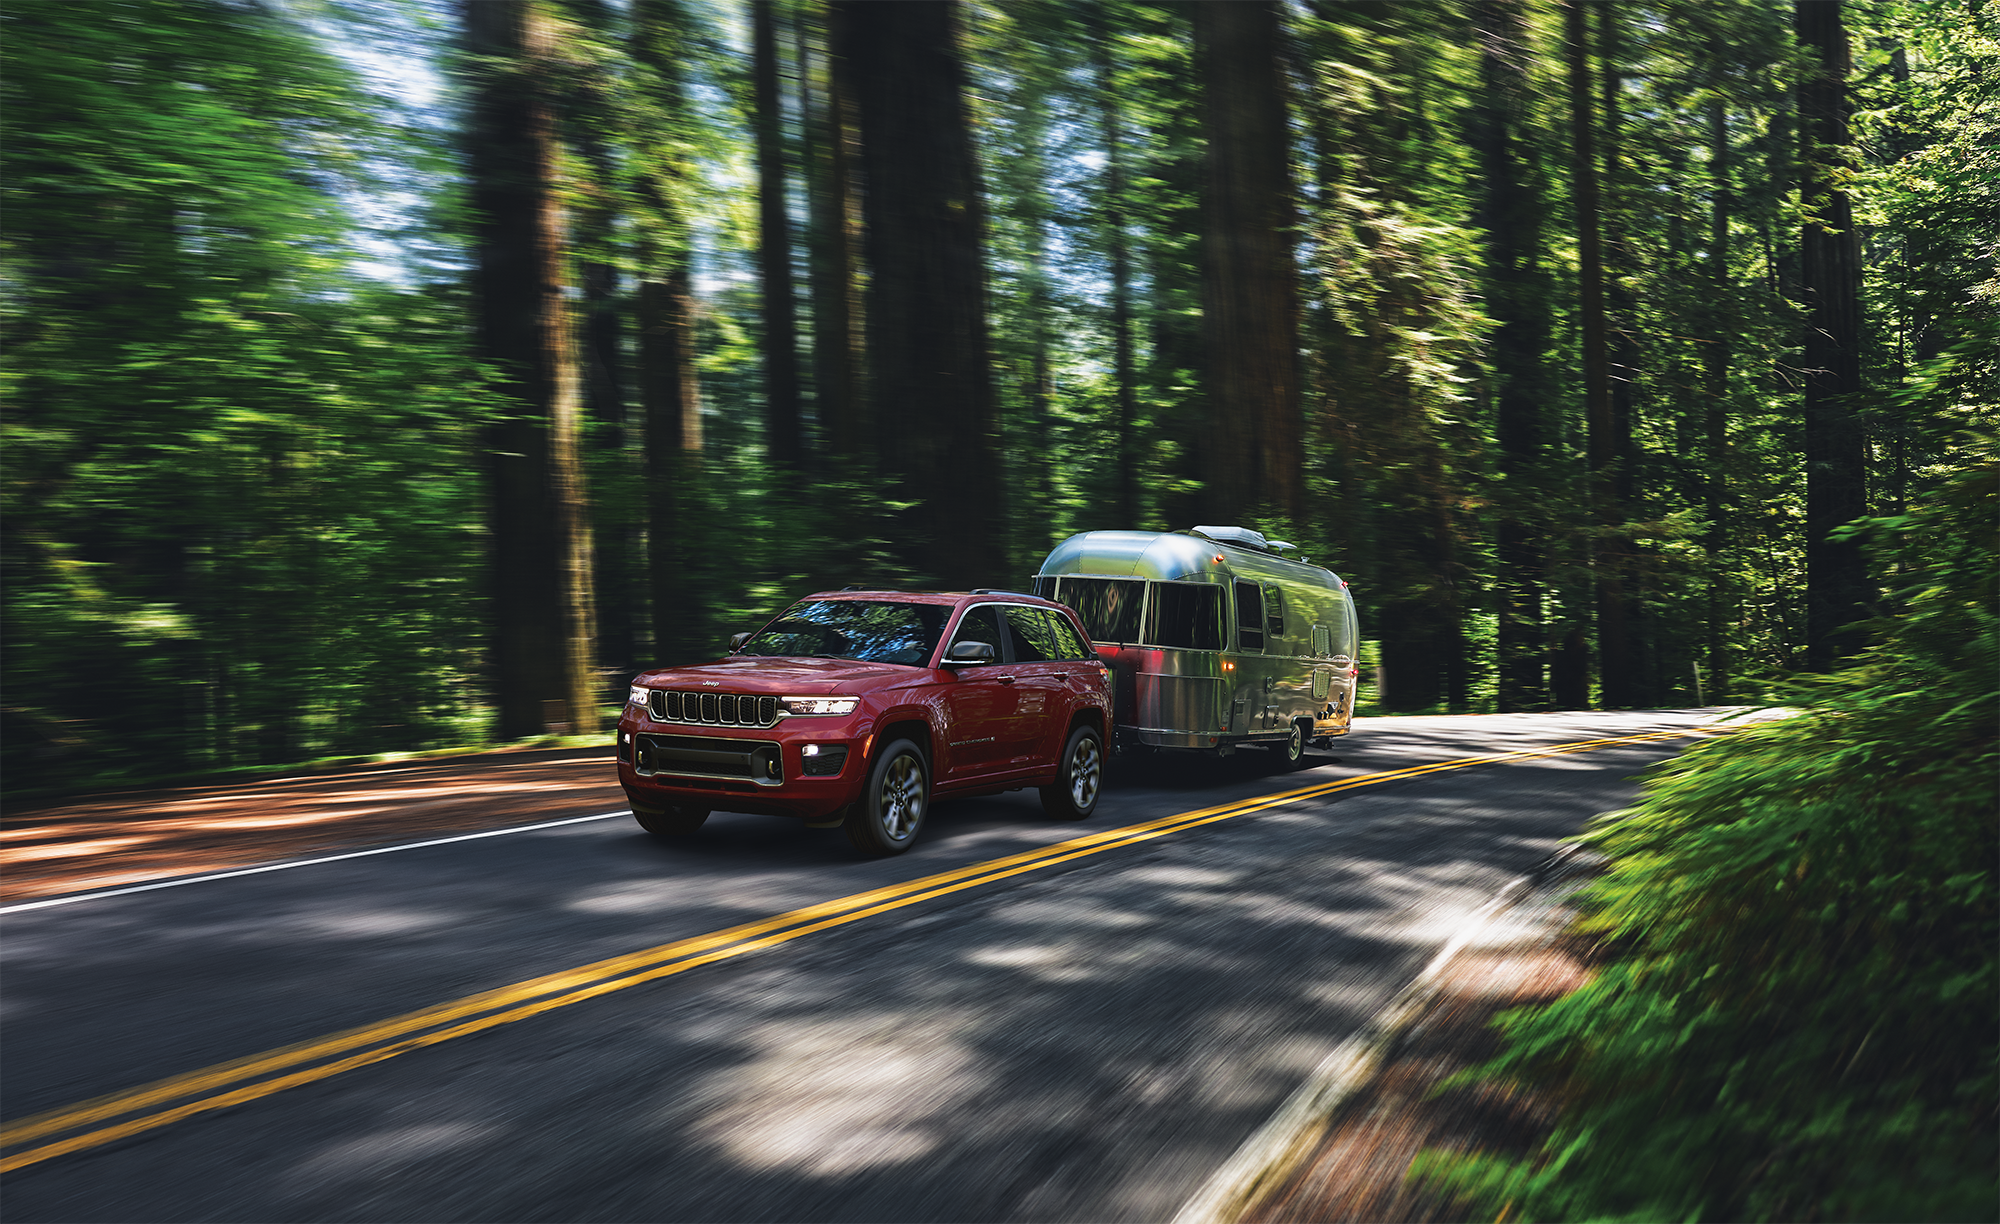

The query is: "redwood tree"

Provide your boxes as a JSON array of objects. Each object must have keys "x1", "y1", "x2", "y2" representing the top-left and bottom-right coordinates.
[
  {"x1": 463, "y1": 0, "x2": 597, "y2": 737},
  {"x1": 1796, "y1": 0, "x2": 1870, "y2": 668},
  {"x1": 1193, "y1": 0, "x2": 1302, "y2": 525},
  {"x1": 835, "y1": 0, "x2": 1005, "y2": 588}
]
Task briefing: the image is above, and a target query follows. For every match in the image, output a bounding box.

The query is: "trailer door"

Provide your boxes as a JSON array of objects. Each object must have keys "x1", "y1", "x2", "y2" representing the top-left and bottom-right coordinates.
[{"x1": 1233, "y1": 581, "x2": 1264, "y2": 653}]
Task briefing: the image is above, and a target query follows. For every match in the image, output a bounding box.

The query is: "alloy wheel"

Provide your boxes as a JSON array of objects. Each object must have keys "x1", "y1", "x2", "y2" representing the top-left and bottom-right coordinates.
[
  {"x1": 881, "y1": 752, "x2": 925, "y2": 840},
  {"x1": 1068, "y1": 735, "x2": 1101, "y2": 810}
]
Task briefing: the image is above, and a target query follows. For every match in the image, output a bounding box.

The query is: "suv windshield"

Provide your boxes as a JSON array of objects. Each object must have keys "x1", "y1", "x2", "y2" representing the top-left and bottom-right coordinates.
[{"x1": 738, "y1": 600, "x2": 951, "y2": 667}]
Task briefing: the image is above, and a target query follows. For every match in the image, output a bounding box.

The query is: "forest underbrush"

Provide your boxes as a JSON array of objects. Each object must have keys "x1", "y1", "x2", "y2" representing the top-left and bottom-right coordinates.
[{"x1": 1411, "y1": 457, "x2": 1999, "y2": 1222}]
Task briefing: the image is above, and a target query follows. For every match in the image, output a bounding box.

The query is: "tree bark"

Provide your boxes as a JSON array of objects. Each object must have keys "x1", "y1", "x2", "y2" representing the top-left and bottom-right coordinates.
[
  {"x1": 1599, "y1": 0, "x2": 1649, "y2": 702},
  {"x1": 632, "y1": 0, "x2": 705, "y2": 664},
  {"x1": 1567, "y1": 0, "x2": 1627, "y2": 708},
  {"x1": 804, "y1": 0, "x2": 864, "y2": 462},
  {"x1": 1193, "y1": 0, "x2": 1302, "y2": 526},
  {"x1": 464, "y1": 0, "x2": 597, "y2": 738},
  {"x1": 1703, "y1": 75, "x2": 1734, "y2": 702},
  {"x1": 1474, "y1": 0, "x2": 1553, "y2": 711},
  {"x1": 753, "y1": 0, "x2": 803, "y2": 470},
  {"x1": 1796, "y1": 0, "x2": 1870, "y2": 668},
  {"x1": 836, "y1": 0, "x2": 1005, "y2": 589},
  {"x1": 1094, "y1": 10, "x2": 1140, "y2": 529}
]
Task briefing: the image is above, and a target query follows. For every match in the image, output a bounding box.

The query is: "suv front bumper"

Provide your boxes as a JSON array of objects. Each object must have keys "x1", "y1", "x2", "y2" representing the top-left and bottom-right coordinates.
[{"x1": 616, "y1": 718, "x2": 865, "y2": 819}]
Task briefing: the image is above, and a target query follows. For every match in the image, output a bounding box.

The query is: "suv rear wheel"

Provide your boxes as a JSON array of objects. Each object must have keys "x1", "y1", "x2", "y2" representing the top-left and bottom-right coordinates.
[
  {"x1": 1040, "y1": 725, "x2": 1103, "y2": 819},
  {"x1": 846, "y1": 739, "x2": 928, "y2": 855}
]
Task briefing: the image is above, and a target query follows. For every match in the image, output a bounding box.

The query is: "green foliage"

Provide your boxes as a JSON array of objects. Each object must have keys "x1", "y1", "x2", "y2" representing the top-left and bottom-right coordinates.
[
  {"x1": 1, "y1": 1, "x2": 501, "y2": 792},
  {"x1": 1413, "y1": 449, "x2": 1999, "y2": 1221}
]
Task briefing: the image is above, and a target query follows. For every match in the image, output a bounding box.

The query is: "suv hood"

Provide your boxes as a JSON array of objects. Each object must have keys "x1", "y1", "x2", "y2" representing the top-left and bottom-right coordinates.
[{"x1": 636, "y1": 657, "x2": 921, "y2": 695}]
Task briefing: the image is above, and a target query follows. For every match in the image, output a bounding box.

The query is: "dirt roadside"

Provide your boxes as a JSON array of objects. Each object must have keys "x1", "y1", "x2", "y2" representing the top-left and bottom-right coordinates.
[
  {"x1": 0, "y1": 745, "x2": 625, "y2": 903},
  {"x1": 1242, "y1": 935, "x2": 1587, "y2": 1223},
  {"x1": 1180, "y1": 865, "x2": 1600, "y2": 1224}
]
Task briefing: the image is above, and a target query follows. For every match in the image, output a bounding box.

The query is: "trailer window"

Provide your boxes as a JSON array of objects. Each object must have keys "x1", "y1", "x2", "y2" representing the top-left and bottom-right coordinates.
[
  {"x1": 1148, "y1": 582, "x2": 1223, "y2": 651},
  {"x1": 1234, "y1": 581, "x2": 1264, "y2": 652},
  {"x1": 1266, "y1": 586, "x2": 1286, "y2": 641},
  {"x1": 1056, "y1": 576, "x2": 1145, "y2": 644}
]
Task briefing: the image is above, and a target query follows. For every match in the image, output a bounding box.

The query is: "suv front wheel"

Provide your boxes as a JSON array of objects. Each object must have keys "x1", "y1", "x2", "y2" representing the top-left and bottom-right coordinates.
[
  {"x1": 1040, "y1": 725, "x2": 1103, "y2": 819},
  {"x1": 846, "y1": 739, "x2": 928, "y2": 855}
]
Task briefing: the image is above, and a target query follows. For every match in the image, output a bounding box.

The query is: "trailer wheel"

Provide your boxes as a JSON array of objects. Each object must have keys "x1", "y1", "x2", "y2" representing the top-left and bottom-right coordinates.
[{"x1": 1281, "y1": 720, "x2": 1312, "y2": 769}]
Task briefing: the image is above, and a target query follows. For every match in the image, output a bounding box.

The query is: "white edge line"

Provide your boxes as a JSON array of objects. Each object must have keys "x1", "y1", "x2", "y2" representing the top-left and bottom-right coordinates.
[
  {"x1": 1169, "y1": 875, "x2": 1534, "y2": 1224},
  {"x1": 0, "y1": 811, "x2": 633, "y2": 916}
]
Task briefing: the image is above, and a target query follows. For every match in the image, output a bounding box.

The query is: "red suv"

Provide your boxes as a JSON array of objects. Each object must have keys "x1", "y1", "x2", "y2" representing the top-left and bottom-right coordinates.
[{"x1": 617, "y1": 590, "x2": 1112, "y2": 854}]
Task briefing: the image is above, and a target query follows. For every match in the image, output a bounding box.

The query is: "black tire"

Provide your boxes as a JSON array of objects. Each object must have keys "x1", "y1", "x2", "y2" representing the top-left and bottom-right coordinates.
[
  {"x1": 633, "y1": 805, "x2": 709, "y2": 836},
  {"x1": 1040, "y1": 725, "x2": 1104, "y2": 819},
  {"x1": 1280, "y1": 719, "x2": 1312, "y2": 769},
  {"x1": 845, "y1": 739, "x2": 928, "y2": 855}
]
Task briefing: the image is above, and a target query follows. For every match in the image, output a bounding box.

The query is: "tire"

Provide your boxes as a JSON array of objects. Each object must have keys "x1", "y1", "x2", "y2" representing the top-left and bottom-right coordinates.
[
  {"x1": 845, "y1": 739, "x2": 928, "y2": 855},
  {"x1": 1040, "y1": 725, "x2": 1103, "y2": 819},
  {"x1": 633, "y1": 805, "x2": 709, "y2": 836},
  {"x1": 1280, "y1": 719, "x2": 1311, "y2": 769}
]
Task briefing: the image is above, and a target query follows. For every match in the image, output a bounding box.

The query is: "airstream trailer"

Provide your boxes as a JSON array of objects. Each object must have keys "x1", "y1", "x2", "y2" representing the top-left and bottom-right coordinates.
[{"x1": 1032, "y1": 527, "x2": 1359, "y2": 762}]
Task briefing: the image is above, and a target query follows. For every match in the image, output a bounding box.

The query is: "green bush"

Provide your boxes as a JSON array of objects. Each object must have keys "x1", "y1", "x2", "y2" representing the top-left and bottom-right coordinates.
[{"x1": 1417, "y1": 457, "x2": 1998, "y2": 1222}]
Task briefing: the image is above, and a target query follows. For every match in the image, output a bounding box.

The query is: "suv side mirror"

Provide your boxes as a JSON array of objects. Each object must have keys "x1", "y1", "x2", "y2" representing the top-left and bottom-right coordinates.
[
  {"x1": 944, "y1": 640, "x2": 996, "y2": 666},
  {"x1": 728, "y1": 631, "x2": 753, "y2": 652}
]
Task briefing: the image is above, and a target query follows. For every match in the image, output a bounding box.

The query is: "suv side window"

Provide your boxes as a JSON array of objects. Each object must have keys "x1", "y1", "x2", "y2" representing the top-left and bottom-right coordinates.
[
  {"x1": 1001, "y1": 605, "x2": 1060, "y2": 663},
  {"x1": 947, "y1": 605, "x2": 1007, "y2": 662},
  {"x1": 1045, "y1": 609, "x2": 1093, "y2": 660}
]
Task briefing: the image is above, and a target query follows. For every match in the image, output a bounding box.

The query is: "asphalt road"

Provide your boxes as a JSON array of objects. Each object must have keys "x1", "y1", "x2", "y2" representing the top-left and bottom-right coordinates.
[{"x1": 1, "y1": 710, "x2": 1716, "y2": 1223}]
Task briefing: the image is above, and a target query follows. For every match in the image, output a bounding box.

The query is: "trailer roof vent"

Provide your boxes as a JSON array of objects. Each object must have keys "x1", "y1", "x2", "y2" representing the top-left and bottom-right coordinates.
[{"x1": 1188, "y1": 526, "x2": 1299, "y2": 556}]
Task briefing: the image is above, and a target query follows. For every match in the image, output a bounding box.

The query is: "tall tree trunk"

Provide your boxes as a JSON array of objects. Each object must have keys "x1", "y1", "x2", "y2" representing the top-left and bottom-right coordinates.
[
  {"x1": 632, "y1": 0, "x2": 705, "y2": 664},
  {"x1": 638, "y1": 266, "x2": 702, "y2": 664},
  {"x1": 1146, "y1": 4, "x2": 1206, "y2": 533},
  {"x1": 1703, "y1": 78, "x2": 1734, "y2": 702},
  {"x1": 803, "y1": 0, "x2": 864, "y2": 462},
  {"x1": 1796, "y1": 0, "x2": 1869, "y2": 668},
  {"x1": 1094, "y1": 10, "x2": 1140, "y2": 529},
  {"x1": 1193, "y1": 0, "x2": 1302, "y2": 525},
  {"x1": 1006, "y1": 15, "x2": 1056, "y2": 552},
  {"x1": 836, "y1": 0, "x2": 1005, "y2": 589},
  {"x1": 1600, "y1": 0, "x2": 1648, "y2": 702},
  {"x1": 1568, "y1": 0, "x2": 1626, "y2": 708},
  {"x1": 1474, "y1": 0, "x2": 1553, "y2": 712},
  {"x1": 753, "y1": 0, "x2": 803, "y2": 470},
  {"x1": 464, "y1": 0, "x2": 597, "y2": 738},
  {"x1": 571, "y1": 0, "x2": 635, "y2": 682}
]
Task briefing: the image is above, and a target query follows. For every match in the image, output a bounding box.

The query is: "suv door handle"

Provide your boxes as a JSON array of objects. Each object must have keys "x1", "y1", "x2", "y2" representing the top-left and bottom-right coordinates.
[{"x1": 998, "y1": 676, "x2": 1016, "y2": 685}]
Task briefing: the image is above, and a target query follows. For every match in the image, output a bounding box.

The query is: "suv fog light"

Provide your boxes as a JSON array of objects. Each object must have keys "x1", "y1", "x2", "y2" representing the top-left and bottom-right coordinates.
[{"x1": 801, "y1": 744, "x2": 849, "y2": 776}]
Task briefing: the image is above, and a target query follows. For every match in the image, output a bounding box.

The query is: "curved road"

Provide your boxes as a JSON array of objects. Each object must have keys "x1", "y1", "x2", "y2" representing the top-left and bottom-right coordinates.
[{"x1": 1, "y1": 711, "x2": 1716, "y2": 1223}]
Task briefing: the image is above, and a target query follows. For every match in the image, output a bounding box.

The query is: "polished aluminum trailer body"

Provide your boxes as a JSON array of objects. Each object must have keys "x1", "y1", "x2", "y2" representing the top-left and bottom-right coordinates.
[{"x1": 1033, "y1": 528, "x2": 1359, "y2": 752}]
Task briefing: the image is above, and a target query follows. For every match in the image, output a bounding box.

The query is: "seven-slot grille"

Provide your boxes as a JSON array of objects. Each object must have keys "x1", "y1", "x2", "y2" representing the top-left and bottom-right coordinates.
[{"x1": 648, "y1": 690, "x2": 780, "y2": 728}]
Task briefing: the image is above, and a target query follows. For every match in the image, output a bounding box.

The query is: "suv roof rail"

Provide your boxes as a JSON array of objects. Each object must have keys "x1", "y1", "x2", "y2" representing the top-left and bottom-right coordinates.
[
  {"x1": 839, "y1": 584, "x2": 888, "y2": 591},
  {"x1": 970, "y1": 588, "x2": 1035, "y2": 597}
]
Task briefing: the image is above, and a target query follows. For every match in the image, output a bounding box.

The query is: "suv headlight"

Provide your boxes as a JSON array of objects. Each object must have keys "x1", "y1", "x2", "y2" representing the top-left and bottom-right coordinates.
[
  {"x1": 780, "y1": 696, "x2": 858, "y2": 717},
  {"x1": 629, "y1": 685, "x2": 648, "y2": 707}
]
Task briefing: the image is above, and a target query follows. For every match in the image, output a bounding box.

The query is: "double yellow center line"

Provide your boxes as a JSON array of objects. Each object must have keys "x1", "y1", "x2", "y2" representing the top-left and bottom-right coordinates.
[{"x1": 1, "y1": 727, "x2": 1703, "y2": 1173}]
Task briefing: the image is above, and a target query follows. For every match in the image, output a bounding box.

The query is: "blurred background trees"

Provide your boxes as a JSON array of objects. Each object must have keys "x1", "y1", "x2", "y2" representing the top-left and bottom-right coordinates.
[{"x1": 4, "y1": 0, "x2": 1994, "y2": 792}]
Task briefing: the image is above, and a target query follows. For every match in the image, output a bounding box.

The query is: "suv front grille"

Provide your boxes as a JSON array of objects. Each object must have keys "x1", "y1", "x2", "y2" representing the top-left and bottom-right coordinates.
[{"x1": 649, "y1": 690, "x2": 779, "y2": 728}]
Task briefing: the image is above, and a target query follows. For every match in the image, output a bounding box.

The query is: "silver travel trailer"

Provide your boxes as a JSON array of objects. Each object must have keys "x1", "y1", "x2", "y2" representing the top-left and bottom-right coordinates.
[{"x1": 1032, "y1": 527, "x2": 1359, "y2": 761}]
